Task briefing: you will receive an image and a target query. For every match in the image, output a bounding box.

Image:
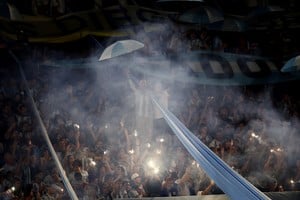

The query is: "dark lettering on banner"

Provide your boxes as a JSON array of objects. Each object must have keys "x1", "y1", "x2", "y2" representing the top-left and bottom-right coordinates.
[
  {"x1": 201, "y1": 54, "x2": 234, "y2": 79},
  {"x1": 55, "y1": 15, "x2": 88, "y2": 34},
  {"x1": 0, "y1": 20, "x2": 36, "y2": 36},
  {"x1": 13, "y1": 21, "x2": 37, "y2": 37},
  {"x1": 237, "y1": 58, "x2": 271, "y2": 78}
]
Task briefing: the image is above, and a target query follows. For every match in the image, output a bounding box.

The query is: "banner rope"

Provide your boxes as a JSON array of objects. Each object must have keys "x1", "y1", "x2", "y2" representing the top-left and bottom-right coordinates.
[
  {"x1": 151, "y1": 95, "x2": 271, "y2": 200},
  {"x1": 9, "y1": 50, "x2": 79, "y2": 200}
]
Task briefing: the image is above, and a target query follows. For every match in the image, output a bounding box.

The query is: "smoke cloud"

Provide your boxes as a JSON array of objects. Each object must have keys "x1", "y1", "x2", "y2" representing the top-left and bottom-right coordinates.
[{"x1": 25, "y1": 20, "x2": 300, "y2": 194}]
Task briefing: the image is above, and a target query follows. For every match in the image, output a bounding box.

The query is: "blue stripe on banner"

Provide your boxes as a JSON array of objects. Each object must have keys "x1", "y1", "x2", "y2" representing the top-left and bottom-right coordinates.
[{"x1": 151, "y1": 96, "x2": 271, "y2": 200}]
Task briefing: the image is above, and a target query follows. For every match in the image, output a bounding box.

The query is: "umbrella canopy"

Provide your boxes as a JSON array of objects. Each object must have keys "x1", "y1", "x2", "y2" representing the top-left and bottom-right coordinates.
[
  {"x1": 248, "y1": 5, "x2": 285, "y2": 19},
  {"x1": 207, "y1": 17, "x2": 247, "y2": 32},
  {"x1": 177, "y1": 6, "x2": 224, "y2": 25},
  {"x1": 99, "y1": 39, "x2": 144, "y2": 61},
  {"x1": 281, "y1": 55, "x2": 300, "y2": 72}
]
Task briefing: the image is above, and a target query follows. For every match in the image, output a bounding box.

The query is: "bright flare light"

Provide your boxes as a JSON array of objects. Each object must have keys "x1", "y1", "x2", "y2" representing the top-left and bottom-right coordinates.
[
  {"x1": 250, "y1": 131, "x2": 265, "y2": 144},
  {"x1": 159, "y1": 138, "x2": 165, "y2": 143},
  {"x1": 251, "y1": 132, "x2": 259, "y2": 138},
  {"x1": 270, "y1": 147, "x2": 283, "y2": 153},
  {"x1": 90, "y1": 160, "x2": 96, "y2": 167},
  {"x1": 153, "y1": 167, "x2": 159, "y2": 174},
  {"x1": 134, "y1": 130, "x2": 138, "y2": 137},
  {"x1": 129, "y1": 149, "x2": 135, "y2": 154},
  {"x1": 191, "y1": 160, "x2": 200, "y2": 168},
  {"x1": 147, "y1": 159, "x2": 155, "y2": 168},
  {"x1": 147, "y1": 143, "x2": 151, "y2": 148},
  {"x1": 73, "y1": 124, "x2": 80, "y2": 129},
  {"x1": 147, "y1": 159, "x2": 160, "y2": 175}
]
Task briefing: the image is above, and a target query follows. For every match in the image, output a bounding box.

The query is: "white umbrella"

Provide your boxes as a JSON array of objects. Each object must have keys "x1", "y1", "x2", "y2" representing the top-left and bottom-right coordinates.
[
  {"x1": 99, "y1": 39, "x2": 144, "y2": 61},
  {"x1": 281, "y1": 55, "x2": 300, "y2": 72}
]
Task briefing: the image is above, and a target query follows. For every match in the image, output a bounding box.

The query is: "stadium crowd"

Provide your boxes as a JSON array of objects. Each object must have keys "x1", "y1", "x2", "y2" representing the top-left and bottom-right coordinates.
[
  {"x1": 1, "y1": 0, "x2": 300, "y2": 199},
  {"x1": 0, "y1": 46, "x2": 300, "y2": 200}
]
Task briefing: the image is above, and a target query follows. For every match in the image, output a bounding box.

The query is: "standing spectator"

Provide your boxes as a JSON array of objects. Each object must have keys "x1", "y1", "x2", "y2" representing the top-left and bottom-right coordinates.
[
  {"x1": 130, "y1": 173, "x2": 146, "y2": 198},
  {"x1": 160, "y1": 175, "x2": 178, "y2": 197},
  {"x1": 167, "y1": 29, "x2": 188, "y2": 53},
  {"x1": 197, "y1": 126, "x2": 212, "y2": 146},
  {"x1": 188, "y1": 29, "x2": 201, "y2": 51},
  {"x1": 43, "y1": 168, "x2": 62, "y2": 187},
  {"x1": 127, "y1": 71, "x2": 153, "y2": 146},
  {"x1": 144, "y1": 174, "x2": 161, "y2": 197},
  {"x1": 211, "y1": 34, "x2": 225, "y2": 52},
  {"x1": 68, "y1": 159, "x2": 88, "y2": 199}
]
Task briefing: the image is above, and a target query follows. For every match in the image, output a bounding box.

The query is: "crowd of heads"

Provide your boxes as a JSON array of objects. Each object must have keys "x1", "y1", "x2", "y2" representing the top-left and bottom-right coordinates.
[
  {"x1": 1, "y1": 50, "x2": 300, "y2": 199},
  {"x1": 1, "y1": 1, "x2": 300, "y2": 199},
  {"x1": 1, "y1": 0, "x2": 96, "y2": 18}
]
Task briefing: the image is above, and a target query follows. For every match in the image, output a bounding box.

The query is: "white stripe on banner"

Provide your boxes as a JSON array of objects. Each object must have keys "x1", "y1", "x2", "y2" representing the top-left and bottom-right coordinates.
[
  {"x1": 210, "y1": 60, "x2": 225, "y2": 74},
  {"x1": 151, "y1": 95, "x2": 271, "y2": 200},
  {"x1": 246, "y1": 61, "x2": 261, "y2": 72},
  {"x1": 230, "y1": 61, "x2": 242, "y2": 73}
]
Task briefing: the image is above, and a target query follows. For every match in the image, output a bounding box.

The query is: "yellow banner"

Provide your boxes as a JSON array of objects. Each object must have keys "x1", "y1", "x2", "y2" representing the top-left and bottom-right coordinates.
[{"x1": 0, "y1": 4, "x2": 173, "y2": 43}]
